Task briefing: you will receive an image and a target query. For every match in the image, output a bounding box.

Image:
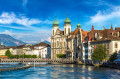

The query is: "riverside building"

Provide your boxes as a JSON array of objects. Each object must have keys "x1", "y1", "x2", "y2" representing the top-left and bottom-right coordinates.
[
  {"x1": 83, "y1": 25, "x2": 120, "y2": 63},
  {"x1": 51, "y1": 15, "x2": 88, "y2": 60},
  {"x1": 50, "y1": 14, "x2": 120, "y2": 62}
]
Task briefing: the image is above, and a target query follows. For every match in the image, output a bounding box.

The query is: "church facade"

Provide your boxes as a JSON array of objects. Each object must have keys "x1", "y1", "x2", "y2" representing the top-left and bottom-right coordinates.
[{"x1": 51, "y1": 15, "x2": 88, "y2": 60}]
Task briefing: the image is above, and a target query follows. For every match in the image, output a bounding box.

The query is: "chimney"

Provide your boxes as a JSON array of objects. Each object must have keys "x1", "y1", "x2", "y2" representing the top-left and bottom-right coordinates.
[{"x1": 92, "y1": 25, "x2": 94, "y2": 30}]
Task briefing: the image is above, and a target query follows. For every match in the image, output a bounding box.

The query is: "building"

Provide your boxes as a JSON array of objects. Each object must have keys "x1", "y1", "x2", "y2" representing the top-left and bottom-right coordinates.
[
  {"x1": 0, "y1": 42, "x2": 8, "y2": 56},
  {"x1": 0, "y1": 42, "x2": 51, "y2": 59},
  {"x1": 51, "y1": 15, "x2": 88, "y2": 60},
  {"x1": 83, "y1": 25, "x2": 120, "y2": 62},
  {"x1": 26, "y1": 42, "x2": 51, "y2": 58}
]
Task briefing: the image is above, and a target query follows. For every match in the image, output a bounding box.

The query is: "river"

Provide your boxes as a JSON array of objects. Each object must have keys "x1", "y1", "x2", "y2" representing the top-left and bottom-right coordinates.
[{"x1": 0, "y1": 64, "x2": 120, "y2": 79}]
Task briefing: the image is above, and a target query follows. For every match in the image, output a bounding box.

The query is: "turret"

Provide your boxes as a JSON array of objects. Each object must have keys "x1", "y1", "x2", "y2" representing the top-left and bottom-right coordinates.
[
  {"x1": 52, "y1": 16, "x2": 59, "y2": 36},
  {"x1": 111, "y1": 23, "x2": 113, "y2": 30},
  {"x1": 77, "y1": 22, "x2": 81, "y2": 28},
  {"x1": 1, "y1": 42, "x2": 3, "y2": 45},
  {"x1": 64, "y1": 13, "x2": 71, "y2": 35}
]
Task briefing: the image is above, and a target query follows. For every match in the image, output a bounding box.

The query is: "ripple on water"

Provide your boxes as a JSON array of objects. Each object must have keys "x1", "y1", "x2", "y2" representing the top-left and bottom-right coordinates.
[{"x1": 0, "y1": 64, "x2": 120, "y2": 79}]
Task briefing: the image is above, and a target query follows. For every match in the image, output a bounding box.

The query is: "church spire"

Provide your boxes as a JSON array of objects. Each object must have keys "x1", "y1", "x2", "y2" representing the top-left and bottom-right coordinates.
[
  {"x1": 111, "y1": 23, "x2": 113, "y2": 30},
  {"x1": 77, "y1": 22, "x2": 81, "y2": 28},
  {"x1": 52, "y1": 16, "x2": 59, "y2": 26},
  {"x1": 1, "y1": 42, "x2": 3, "y2": 45},
  {"x1": 64, "y1": 12, "x2": 71, "y2": 24}
]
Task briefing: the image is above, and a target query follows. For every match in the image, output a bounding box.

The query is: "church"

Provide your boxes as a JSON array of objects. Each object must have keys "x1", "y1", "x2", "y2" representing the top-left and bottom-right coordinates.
[{"x1": 51, "y1": 14, "x2": 88, "y2": 60}]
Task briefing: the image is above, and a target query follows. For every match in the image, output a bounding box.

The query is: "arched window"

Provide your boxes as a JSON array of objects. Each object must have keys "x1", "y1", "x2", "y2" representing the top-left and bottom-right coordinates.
[
  {"x1": 53, "y1": 30, "x2": 54, "y2": 35},
  {"x1": 115, "y1": 42, "x2": 118, "y2": 48},
  {"x1": 68, "y1": 28, "x2": 70, "y2": 34}
]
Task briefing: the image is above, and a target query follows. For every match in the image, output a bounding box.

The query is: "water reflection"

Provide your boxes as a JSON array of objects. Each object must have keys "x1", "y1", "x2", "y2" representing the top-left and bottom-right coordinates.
[{"x1": 0, "y1": 64, "x2": 120, "y2": 79}]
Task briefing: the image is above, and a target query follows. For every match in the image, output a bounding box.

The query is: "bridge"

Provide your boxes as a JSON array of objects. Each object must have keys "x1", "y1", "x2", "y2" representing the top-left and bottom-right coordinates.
[{"x1": 0, "y1": 58, "x2": 77, "y2": 64}]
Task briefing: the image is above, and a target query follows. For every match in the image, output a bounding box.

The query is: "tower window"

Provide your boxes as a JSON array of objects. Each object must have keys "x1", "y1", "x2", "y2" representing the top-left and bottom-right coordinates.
[
  {"x1": 68, "y1": 28, "x2": 70, "y2": 34},
  {"x1": 115, "y1": 42, "x2": 118, "y2": 48},
  {"x1": 53, "y1": 30, "x2": 54, "y2": 35},
  {"x1": 65, "y1": 28, "x2": 66, "y2": 34}
]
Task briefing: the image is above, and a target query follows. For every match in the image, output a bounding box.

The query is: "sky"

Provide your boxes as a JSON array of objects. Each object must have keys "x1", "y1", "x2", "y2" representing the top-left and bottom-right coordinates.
[{"x1": 0, "y1": 0, "x2": 120, "y2": 44}]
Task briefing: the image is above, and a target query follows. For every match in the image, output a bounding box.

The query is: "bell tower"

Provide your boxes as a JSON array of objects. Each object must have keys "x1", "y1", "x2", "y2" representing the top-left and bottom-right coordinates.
[
  {"x1": 64, "y1": 13, "x2": 71, "y2": 35},
  {"x1": 52, "y1": 16, "x2": 59, "y2": 36}
]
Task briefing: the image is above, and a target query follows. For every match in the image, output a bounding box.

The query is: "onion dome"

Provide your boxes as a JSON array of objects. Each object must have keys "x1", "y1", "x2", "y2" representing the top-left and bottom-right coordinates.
[
  {"x1": 52, "y1": 16, "x2": 59, "y2": 26},
  {"x1": 64, "y1": 14, "x2": 71, "y2": 24},
  {"x1": 77, "y1": 22, "x2": 81, "y2": 28}
]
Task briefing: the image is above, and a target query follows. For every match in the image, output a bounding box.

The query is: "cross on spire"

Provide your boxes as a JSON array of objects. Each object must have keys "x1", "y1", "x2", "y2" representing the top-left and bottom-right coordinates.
[
  {"x1": 67, "y1": 10, "x2": 68, "y2": 17},
  {"x1": 111, "y1": 21, "x2": 113, "y2": 30},
  {"x1": 55, "y1": 16, "x2": 56, "y2": 19}
]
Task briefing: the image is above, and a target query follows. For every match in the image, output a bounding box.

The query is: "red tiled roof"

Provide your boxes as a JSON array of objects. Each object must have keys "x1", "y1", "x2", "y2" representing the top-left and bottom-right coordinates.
[
  {"x1": 34, "y1": 42, "x2": 50, "y2": 47},
  {"x1": 0, "y1": 56, "x2": 8, "y2": 58}
]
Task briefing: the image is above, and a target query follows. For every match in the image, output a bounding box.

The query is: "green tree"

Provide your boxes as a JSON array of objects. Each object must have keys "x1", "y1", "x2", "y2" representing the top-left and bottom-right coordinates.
[
  {"x1": 57, "y1": 54, "x2": 66, "y2": 58},
  {"x1": 32, "y1": 55, "x2": 37, "y2": 58},
  {"x1": 5, "y1": 49, "x2": 12, "y2": 58},
  {"x1": 92, "y1": 44, "x2": 107, "y2": 62},
  {"x1": 109, "y1": 53, "x2": 118, "y2": 62}
]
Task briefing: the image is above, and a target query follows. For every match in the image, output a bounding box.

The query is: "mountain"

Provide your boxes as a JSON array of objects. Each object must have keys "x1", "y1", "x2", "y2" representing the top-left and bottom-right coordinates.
[
  {"x1": 0, "y1": 34, "x2": 26, "y2": 46},
  {"x1": 43, "y1": 40, "x2": 51, "y2": 45}
]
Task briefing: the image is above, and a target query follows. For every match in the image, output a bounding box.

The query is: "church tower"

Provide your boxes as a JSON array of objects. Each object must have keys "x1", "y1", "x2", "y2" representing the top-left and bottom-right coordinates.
[
  {"x1": 52, "y1": 16, "x2": 59, "y2": 36},
  {"x1": 64, "y1": 14, "x2": 71, "y2": 35},
  {"x1": 77, "y1": 22, "x2": 82, "y2": 42}
]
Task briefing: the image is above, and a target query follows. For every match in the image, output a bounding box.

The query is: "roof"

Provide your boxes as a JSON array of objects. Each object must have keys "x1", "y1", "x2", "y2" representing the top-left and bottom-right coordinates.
[
  {"x1": 34, "y1": 42, "x2": 51, "y2": 47},
  {"x1": 64, "y1": 17, "x2": 71, "y2": 24},
  {"x1": 77, "y1": 22, "x2": 81, "y2": 28},
  {"x1": 60, "y1": 31, "x2": 64, "y2": 35},
  {"x1": 0, "y1": 56, "x2": 8, "y2": 58},
  {"x1": 6, "y1": 46, "x2": 17, "y2": 49},
  {"x1": 16, "y1": 45, "x2": 25, "y2": 49},
  {"x1": 53, "y1": 17, "x2": 59, "y2": 26},
  {"x1": 70, "y1": 28, "x2": 89, "y2": 40},
  {"x1": 86, "y1": 26, "x2": 120, "y2": 42}
]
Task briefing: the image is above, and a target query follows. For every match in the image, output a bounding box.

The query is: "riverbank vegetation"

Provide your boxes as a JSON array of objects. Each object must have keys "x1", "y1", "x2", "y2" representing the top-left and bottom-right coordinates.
[
  {"x1": 5, "y1": 49, "x2": 37, "y2": 58},
  {"x1": 57, "y1": 54, "x2": 66, "y2": 58},
  {"x1": 92, "y1": 45, "x2": 107, "y2": 64},
  {"x1": 109, "y1": 53, "x2": 118, "y2": 62}
]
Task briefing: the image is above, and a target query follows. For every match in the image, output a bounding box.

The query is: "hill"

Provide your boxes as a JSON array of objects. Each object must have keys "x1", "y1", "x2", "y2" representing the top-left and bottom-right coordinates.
[{"x1": 0, "y1": 34, "x2": 26, "y2": 46}]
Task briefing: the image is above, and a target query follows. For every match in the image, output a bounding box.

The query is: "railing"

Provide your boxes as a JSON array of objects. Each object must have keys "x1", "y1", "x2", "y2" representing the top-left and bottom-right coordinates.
[{"x1": 0, "y1": 58, "x2": 76, "y2": 64}]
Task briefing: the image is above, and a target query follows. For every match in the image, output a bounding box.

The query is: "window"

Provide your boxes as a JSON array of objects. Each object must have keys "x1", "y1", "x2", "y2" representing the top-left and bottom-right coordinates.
[
  {"x1": 53, "y1": 30, "x2": 54, "y2": 35},
  {"x1": 64, "y1": 42, "x2": 66, "y2": 47},
  {"x1": 57, "y1": 41, "x2": 59, "y2": 47},
  {"x1": 107, "y1": 43, "x2": 109, "y2": 49},
  {"x1": 65, "y1": 28, "x2": 66, "y2": 34},
  {"x1": 68, "y1": 28, "x2": 70, "y2": 34},
  {"x1": 115, "y1": 42, "x2": 118, "y2": 48}
]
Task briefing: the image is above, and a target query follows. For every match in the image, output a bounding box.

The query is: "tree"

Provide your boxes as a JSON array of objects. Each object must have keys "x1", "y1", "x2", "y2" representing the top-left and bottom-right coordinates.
[
  {"x1": 109, "y1": 53, "x2": 118, "y2": 62},
  {"x1": 5, "y1": 49, "x2": 12, "y2": 58},
  {"x1": 57, "y1": 54, "x2": 66, "y2": 58},
  {"x1": 92, "y1": 44, "x2": 107, "y2": 62}
]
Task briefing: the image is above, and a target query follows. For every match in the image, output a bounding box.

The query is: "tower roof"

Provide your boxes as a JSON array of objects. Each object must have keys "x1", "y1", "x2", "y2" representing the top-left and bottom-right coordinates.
[
  {"x1": 52, "y1": 16, "x2": 59, "y2": 26},
  {"x1": 64, "y1": 14, "x2": 71, "y2": 24},
  {"x1": 77, "y1": 22, "x2": 81, "y2": 28},
  {"x1": 111, "y1": 23, "x2": 113, "y2": 30}
]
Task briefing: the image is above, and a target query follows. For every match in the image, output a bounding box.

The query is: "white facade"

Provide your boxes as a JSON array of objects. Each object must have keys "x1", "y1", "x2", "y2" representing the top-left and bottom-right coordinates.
[{"x1": 33, "y1": 46, "x2": 51, "y2": 58}]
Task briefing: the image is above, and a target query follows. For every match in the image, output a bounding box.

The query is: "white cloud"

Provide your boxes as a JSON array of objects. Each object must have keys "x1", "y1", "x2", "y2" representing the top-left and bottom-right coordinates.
[
  {"x1": 0, "y1": 12, "x2": 41, "y2": 28},
  {"x1": 86, "y1": 6, "x2": 120, "y2": 29},
  {"x1": 0, "y1": 12, "x2": 64, "y2": 30},
  {"x1": 0, "y1": 30, "x2": 13, "y2": 36}
]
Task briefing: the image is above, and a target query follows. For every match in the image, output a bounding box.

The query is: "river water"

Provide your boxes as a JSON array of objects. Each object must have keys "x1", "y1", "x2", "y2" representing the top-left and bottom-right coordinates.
[{"x1": 0, "y1": 64, "x2": 120, "y2": 79}]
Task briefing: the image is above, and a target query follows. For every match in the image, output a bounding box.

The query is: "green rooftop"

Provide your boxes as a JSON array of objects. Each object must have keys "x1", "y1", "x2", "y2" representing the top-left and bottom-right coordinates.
[
  {"x1": 77, "y1": 22, "x2": 81, "y2": 28},
  {"x1": 53, "y1": 16, "x2": 59, "y2": 26},
  {"x1": 64, "y1": 14, "x2": 71, "y2": 24}
]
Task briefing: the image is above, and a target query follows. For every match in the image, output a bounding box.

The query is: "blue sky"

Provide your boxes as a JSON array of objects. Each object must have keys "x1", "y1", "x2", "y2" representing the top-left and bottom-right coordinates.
[{"x1": 0, "y1": 0, "x2": 120, "y2": 43}]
